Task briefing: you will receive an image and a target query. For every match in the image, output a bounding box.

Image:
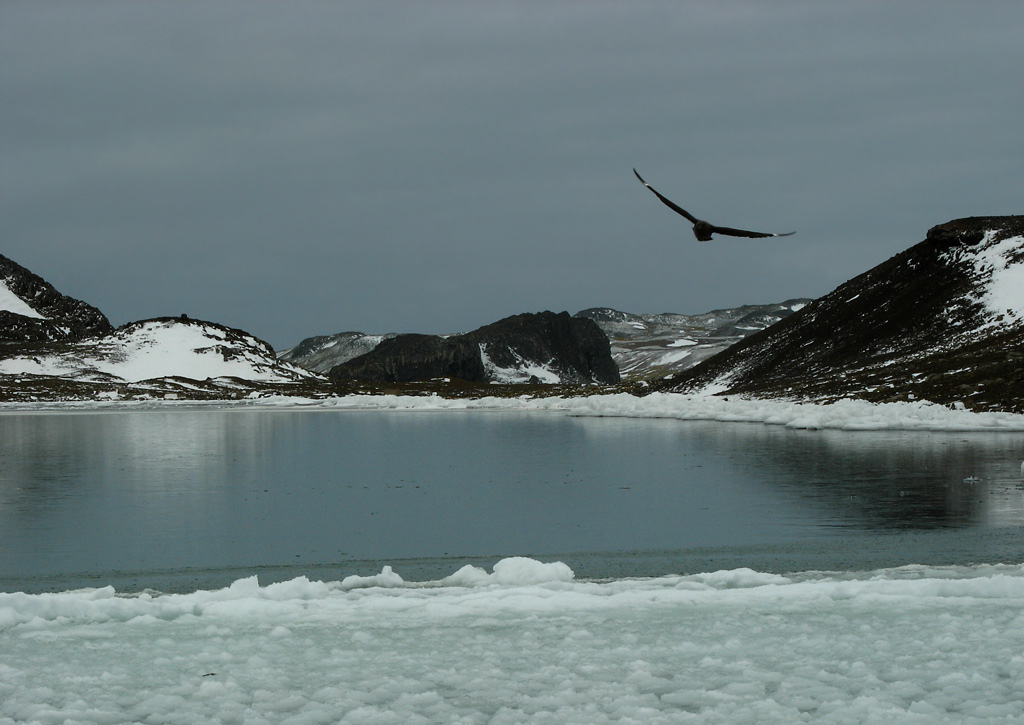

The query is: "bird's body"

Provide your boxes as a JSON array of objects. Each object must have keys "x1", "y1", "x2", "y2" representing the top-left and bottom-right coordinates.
[{"x1": 633, "y1": 169, "x2": 794, "y2": 242}]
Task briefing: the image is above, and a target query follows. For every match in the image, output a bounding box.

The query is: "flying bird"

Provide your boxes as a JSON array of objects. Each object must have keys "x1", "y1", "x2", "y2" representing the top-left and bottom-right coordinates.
[{"x1": 633, "y1": 169, "x2": 795, "y2": 242}]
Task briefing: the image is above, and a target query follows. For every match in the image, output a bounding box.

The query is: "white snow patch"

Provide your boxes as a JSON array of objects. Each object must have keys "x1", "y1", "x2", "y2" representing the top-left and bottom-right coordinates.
[
  {"x1": 969, "y1": 233, "x2": 1024, "y2": 324},
  {"x1": 479, "y1": 343, "x2": 560, "y2": 384},
  {"x1": 667, "y1": 338, "x2": 698, "y2": 348},
  {"x1": 655, "y1": 349, "x2": 692, "y2": 366},
  {"x1": 0, "y1": 278, "x2": 46, "y2": 319}
]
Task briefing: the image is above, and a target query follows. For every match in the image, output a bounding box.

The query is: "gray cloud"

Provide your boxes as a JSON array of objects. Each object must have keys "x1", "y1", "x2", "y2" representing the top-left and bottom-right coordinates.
[{"x1": 3, "y1": 2, "x2": 1022, "y2": 348}]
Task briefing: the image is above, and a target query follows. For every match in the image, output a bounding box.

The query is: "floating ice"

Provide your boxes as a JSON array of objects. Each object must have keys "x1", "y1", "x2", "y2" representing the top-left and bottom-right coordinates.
[
  {"x1": 340, "y1": 565, "x2": 405, "y2": 590},
  {"x1": 443, "y1": 556, "x2": 575, "y2": 587},
  {"x1": 3, "y1": 559, "x2": 1024, "y2": 722}
]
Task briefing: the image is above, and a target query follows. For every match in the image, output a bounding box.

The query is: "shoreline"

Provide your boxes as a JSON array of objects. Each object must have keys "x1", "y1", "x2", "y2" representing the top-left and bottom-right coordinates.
[{"x1": 1, "y1": 391, "x2": 1023, "y2": 432}]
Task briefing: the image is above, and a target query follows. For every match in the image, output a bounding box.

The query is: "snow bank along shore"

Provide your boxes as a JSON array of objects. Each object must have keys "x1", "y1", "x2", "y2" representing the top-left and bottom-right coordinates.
[
  {"x1": 5, "y1": 390, "x2": 1024, "y2": 433},
  {"x1": 3, "y1": 558, "x2": 1024, "y2": 723}
]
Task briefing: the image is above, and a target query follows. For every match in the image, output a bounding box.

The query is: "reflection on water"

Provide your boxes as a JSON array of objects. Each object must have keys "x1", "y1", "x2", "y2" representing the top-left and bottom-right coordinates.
[
  {"x1": 683, "y1": 424, "x2": 1024, "y2": 529},
  {"x1": 1, "y1": 409, "x2": 1022, "y2": 592}
]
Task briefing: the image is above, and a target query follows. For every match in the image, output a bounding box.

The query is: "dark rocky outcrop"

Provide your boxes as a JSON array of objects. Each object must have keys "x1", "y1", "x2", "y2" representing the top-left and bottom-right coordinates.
[
  {"x1": 659, "y1": 216, "x2": 1024, "y2": 412},
  {"x1": 329, "y1": 311, "x2": 619, "y2": 385},
  {"x1": 466, "y1": 311, "x2": 619, "y2": 384},
  {"x1": 1, "y1": 253, "x2": 113, "y2": 347},
  {"x1": 328, "y1": 334, "x2": 486, "y2": 384}
]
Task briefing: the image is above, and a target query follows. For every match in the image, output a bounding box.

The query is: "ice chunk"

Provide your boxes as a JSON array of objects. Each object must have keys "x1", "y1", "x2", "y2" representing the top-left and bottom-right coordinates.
[
  {"x1": 340, "y1": 565, "x2": 405, "y2": 590},
  {"x1": 491, "y1": 556, "x2": 574, "y2": 585}
]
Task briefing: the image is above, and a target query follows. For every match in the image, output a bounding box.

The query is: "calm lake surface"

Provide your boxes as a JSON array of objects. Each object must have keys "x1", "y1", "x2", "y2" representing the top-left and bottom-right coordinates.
[{"x1": 2, "y1": 408, "x2": 1023, "y2": 593}]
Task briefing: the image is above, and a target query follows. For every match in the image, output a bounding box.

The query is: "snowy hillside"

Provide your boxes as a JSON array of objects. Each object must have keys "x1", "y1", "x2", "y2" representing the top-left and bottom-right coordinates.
[
  {"x1": 278, "y1": 331, "x2": 397, "y2": 374},
  {"x1": 0, "y1": 317, "x2": 325, "y2": 400},
  {"x1": 576, "y1": 302, "x2": 809, "y2": 381},
  {"x1": 666, "y1": 216, "x2": 1024, "y2": 412}
]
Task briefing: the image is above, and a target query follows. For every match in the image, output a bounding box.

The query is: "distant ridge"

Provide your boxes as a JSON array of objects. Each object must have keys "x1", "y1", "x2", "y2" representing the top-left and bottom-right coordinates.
[
  {"x1": 659, "y1": 216, "x2": 1024, "y2": 412},
  {"x1": 4, "y1": 216, "x2": 1024, "y2": 410},
  {"x1": 575, "y1": 301, "x2": 810, "y2": 381},
  {"x1": 279, "y1": 332, "x2": 397, "y2": 374}
]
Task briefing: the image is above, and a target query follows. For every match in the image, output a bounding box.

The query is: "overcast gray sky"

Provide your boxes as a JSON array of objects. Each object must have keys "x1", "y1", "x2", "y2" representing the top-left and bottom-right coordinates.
[{"x1": 3, "y1": 2, "x2": 1022, "y2": 349}]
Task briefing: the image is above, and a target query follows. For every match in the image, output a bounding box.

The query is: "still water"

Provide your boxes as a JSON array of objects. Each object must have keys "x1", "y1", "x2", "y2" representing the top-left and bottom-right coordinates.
[{"x1": 1, "y1": 409, "x2": 1022, "y2": 592}]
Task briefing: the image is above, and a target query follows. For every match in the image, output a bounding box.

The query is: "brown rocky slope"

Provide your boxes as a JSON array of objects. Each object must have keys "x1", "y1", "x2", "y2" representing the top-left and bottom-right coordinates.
[{"x1": 656, "y1": 216, "x2": 1024, "y2": 413}]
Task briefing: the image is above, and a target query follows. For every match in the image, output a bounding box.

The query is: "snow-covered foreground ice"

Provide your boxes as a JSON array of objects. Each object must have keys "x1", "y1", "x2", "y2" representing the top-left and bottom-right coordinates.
[{"x1": 3, "y1": 558, "x2": 1024, "y2": 724}]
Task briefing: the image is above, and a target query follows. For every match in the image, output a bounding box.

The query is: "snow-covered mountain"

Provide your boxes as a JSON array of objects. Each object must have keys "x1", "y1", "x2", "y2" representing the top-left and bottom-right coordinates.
[
  {"x1": 4, "y1": 215, "x2": 1022, "y2": 408},
  {"x1": 1, "y1": 316, "x2": 326, "y2": 401},
  {"x1": 575, "y1": 302, "x2": 810, "y2": 381},
  {"x1": 1, "y1": 317, "x2": 313, "y2": 383},
  {"x1": 0, "y1": 253, "x2": 328, "y2": 401},
  {"x1": 663, "y1": 216, "x2": 1024, "y2": 412}
]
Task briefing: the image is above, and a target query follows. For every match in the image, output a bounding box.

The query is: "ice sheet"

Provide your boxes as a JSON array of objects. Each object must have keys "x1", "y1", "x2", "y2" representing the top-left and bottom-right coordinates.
[{"x1": 3, "y1": 559, "x2": 1023, "y2": 722}]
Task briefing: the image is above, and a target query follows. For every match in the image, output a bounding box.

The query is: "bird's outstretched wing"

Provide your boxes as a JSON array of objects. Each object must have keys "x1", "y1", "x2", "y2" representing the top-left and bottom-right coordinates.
[
  {"x1": 710, "y1": 225, "x2": 796, "y2": 239},
  {"x1": 633, "y1": 169, "x2": 698, "y2": 224}
]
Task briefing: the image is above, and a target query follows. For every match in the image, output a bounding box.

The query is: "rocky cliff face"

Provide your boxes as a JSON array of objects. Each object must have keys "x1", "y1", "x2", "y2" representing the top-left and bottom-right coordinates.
[
  {"x1": 466, "y1": 311, "x2": 619, "y2": 385},
  {"x1": 1, "y1": 253, "x2": 113, "y2": 346},
  {"x1": 329, "y1": 311, "x2": 618, "y2": 385},
  {"x1": 328, "y1": 334, "x2": 486, "y2": 384},
  {"x1": 661, "y1": 216, "x2": 1024, "y2": 412}
]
